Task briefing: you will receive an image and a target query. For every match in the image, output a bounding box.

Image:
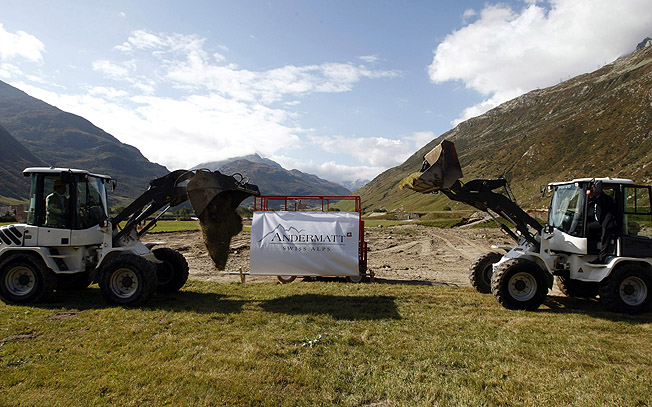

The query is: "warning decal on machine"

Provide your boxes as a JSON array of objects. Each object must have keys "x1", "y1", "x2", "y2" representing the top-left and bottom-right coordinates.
[{"x1": 249, "y1": 211, "x2": 360, "y2": 276}]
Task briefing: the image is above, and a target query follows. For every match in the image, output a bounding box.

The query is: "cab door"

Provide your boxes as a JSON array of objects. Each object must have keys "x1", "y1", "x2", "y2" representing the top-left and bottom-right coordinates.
[
  {"x1": 35, "y1": 174, "x2": 72, "y2": 247},
  {"x1": 621, "y1": 185, "x2": 652, "y2": 257}
]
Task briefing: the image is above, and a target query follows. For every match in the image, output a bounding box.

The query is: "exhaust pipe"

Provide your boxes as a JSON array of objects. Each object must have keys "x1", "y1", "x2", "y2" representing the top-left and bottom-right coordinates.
[{"x1": 402, "y1": 140, "x2": 463, "y2": 193}]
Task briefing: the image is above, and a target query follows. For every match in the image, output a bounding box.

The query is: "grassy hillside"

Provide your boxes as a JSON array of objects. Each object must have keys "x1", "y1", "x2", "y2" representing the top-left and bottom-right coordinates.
[
  {"x1": 0, "y1": 125, "x2": 45, "y2": 203},
  {"x1": 355, "y1": 45, "x2": 652, "y2": 213},
  {"x1": 1, "y1": 280, "x2": 651, "y2": 406},
  {"x1": 0, "y1": 81, "x2": 168, "y2": 205}
]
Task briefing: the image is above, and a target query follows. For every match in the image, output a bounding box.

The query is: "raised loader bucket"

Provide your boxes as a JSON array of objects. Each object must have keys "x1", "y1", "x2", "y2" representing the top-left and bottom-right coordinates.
[
  {"x1": 401, "y1": 140, "x2": 463, "y2": 193},
  {"x1": 187, "y1": 170, "x2": 260, "y2": 270}
]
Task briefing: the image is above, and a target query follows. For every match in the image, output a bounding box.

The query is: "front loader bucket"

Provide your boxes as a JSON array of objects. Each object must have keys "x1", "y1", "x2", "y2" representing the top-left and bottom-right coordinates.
[
  {"x1": 187, "y1": 170, "x2": 260, "y2": 270},
  {"x1": 401, "y1": 140, "x2": 463, "y2": 193}
]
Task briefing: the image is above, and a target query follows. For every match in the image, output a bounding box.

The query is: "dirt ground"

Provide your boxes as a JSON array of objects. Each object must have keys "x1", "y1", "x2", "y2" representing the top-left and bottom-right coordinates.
[{"x1": 143, "y1": 223, "x2": 559, "y2": 291}]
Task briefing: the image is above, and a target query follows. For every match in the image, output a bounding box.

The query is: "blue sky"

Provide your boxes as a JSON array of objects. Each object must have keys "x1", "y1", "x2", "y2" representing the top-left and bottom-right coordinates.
[{"x1": 1, "y1": 0, "x2": 650, "y2": 186}]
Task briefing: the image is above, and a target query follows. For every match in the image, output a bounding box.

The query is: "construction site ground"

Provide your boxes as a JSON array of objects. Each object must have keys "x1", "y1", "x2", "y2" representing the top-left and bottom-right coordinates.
[{"x1": 144, "y1": 223, "x2": 563, "y2": 294}]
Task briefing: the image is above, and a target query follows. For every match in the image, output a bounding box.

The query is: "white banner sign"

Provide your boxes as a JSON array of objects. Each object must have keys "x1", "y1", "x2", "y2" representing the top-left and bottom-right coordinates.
[{"x1": 250, "y1": 211, "x2": 360, "y2": 276}]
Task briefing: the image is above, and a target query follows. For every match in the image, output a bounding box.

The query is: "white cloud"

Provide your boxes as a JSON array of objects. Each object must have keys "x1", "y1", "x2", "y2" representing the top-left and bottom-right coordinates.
[
  {"x1": 0, "y1": 63, "x2": 22, "y2": 79},
  {"x1": 0, "y1": 23, "x2": 45, "y2": 63},
  {"x1": 92, "y1": 59, "x2": 131, "y2": 79},
  {"x1": 429, "y1": 0, "x2": 652, "y2": 125},
  {"x1": 10, "y1": 28, "x2": 402, "y2": 182},
  {"x1": 271, "y1": 155, "x2": 385, "y2": 184},
  {"x1": 359, "y1": 55, "x2": 379, "y2": 64},
  {"x1": 306, "y1": 132, "x2": 432, "y2": 169}
]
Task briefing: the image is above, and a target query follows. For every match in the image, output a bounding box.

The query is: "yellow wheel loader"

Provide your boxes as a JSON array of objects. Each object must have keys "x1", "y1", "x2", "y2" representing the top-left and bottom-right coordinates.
[
  {"x1": 0, "y1": 168, "x2": 259, "y2": 306},
  {"x1": 404, "y1": 140, "x2": 652, "y2": 314}
]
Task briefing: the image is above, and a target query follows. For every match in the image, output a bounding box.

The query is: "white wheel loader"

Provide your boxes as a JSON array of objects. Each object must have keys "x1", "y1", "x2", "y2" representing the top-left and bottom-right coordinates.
[
  {"x1": 0, "y1": 168, "x2": 259, "y2": 306},
  {"x1": 404, "y1": 140, "x2": 652, "y2": 314}
]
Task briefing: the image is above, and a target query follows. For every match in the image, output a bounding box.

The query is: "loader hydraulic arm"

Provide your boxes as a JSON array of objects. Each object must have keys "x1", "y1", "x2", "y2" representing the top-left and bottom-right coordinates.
[
  {"x1": 111, "y1": 170, "x2": 193, "y2": 245},
  {"x1": 442, "y1": 179, "x2": 542, "y2": 248},
  {"x1": 402, "y1": 139, "x2": 542, "y2": 248}
]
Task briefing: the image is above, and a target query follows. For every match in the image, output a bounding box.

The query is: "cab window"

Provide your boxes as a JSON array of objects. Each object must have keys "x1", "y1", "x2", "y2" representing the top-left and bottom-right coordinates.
[{"x1": 623, "y1": 186, "x2": 652, "y2": 238}]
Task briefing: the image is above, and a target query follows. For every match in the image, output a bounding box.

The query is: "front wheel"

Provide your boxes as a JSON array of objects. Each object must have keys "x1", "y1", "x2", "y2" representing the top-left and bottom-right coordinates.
[
  {"x1": 491, "y1": 258, "x2": 549, "y2": 311},
  {"x1": 0, "y1": 253, "x2": 55, "y2": 304},
  {"x1": 469, "y1": 252, "x2": 503, "y2": 293},
  {"x1": 99, "y1": 254, "x2": 157, "y2": 306},
  {"x1": 599, "y1": 264, "x2": 652, "y2": 314},
  {"x1": 153, "y1": 248, "x2": 189, "y2": 293}
]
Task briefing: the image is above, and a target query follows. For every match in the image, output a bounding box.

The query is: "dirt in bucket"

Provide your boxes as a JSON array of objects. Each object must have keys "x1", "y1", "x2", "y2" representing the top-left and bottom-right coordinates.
[{"x1": 197, "y1": 191, "x2": 249, "y2": 270}]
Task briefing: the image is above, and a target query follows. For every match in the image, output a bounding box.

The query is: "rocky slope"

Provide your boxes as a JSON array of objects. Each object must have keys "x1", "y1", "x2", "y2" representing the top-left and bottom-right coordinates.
[{"x1": 355, "y1": 43, "x2": 652, "y2": 212}]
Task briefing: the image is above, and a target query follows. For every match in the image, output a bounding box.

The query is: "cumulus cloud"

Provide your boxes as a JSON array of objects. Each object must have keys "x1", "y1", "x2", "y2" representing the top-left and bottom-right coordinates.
[
  {"x1": 307, "y1": 131, "x2": 434, "y2": 169},
  {"x1": 0, "y1": 23, "x2": 45, "y2": 63},
  {"x1": 429, "y1": 0, "x2": 652, "y2": 125},
  {"x1": 271, "y1": 154, "x2": 385, "y2": 184},
  {"x1": 9, "y1": 27, "x2": 400, "y2": 182}
]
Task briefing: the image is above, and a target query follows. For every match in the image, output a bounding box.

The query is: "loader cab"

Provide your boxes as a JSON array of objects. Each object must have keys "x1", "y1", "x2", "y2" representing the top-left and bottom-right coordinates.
[
  {"x1": 546, "y1": 178, "x2": 652, "y2": 258},
  {"x1": 23, "y1": 168, "x2": 112, "y2": 231}
]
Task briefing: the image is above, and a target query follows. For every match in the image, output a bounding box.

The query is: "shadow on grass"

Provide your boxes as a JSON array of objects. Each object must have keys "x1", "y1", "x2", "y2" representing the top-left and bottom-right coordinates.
[
  {"x1": 259, "y1": 294, "x2": 401, "y2": 320},
  {"x1": 32, "y1": 287, "x2": 246, "y2": 314},
  {"x1": 543, "y1": 294, "x2": 652, "y2": 323}
]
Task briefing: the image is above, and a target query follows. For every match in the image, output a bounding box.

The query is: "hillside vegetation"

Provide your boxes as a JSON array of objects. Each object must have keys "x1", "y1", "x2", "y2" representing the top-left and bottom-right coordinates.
[
  {"x1": 354, "y1": 44, "x2": 652, "y2": 213},
  {"x1": 0, "y1": 81, "x2": 168, "y2": 205}
]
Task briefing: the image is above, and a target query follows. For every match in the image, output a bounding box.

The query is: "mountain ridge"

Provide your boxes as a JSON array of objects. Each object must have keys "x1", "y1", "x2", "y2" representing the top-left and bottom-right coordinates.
[
  {"x1": 352, "y1": 42, "x2": 652, "y2": 213},
  {"x1": 196, "y1": 156, "x2": 350, "y2": 197}
]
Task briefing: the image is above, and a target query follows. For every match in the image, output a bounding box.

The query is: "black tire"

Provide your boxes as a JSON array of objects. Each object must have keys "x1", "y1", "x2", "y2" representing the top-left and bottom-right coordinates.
[
  {"x1": 0, "y1": 253, "x2": 56, "y2": 304},
  {"x1": 56, "y1": 271, "x2": 92, "y2": 291},
  {"x1": 346, "y1": 273, "x2": 365, "y2": 283},
  {"x1": 491, "y1": 258, "x2": 549, "y2": 311},
  {"x1": 277, "y1": 275, "x2": 297, "y2": 284},
  {"x1": 469, "y1": 252, "x2": 503, "y2": 293},
  {"x1": 99, "y1": 254, "x2": 157, "y2": 306},
  {"x1": 153, "y1": 248, "x2": 189, "y2": 293},
  {"x1": 556, "y1": 276, "x2": 599, "y2": 298},
  {"x1": 599, "y1": 264, "x2": 652, "y2": 314}
]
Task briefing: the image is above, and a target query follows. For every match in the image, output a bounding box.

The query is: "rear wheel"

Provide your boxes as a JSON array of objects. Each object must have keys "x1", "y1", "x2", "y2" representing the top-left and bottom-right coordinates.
[
  {"x1": 153, "y1": 248, "x2": 189, "y2": 293},
  {"x1": 599, "y1": 264, "x2": 652, "y2": 314},
  {"x1": 0, "y1": 253, "x2": 55, "y2": 304},
  {"x1": 99, "y1": 254, "x2": 157, "y2": 306},
  {"x1": 277, "y1": 275, "x2": 297, "y2": 284},
  {"x1": 491, "y1": 258, "x2": 549, "y2": 310},
  {"x1": 469, "y1": 252, "x2": 503, "y2": 293},
  {"x1": 347, "y1": 272, "x2": 365, "y2": 283}
]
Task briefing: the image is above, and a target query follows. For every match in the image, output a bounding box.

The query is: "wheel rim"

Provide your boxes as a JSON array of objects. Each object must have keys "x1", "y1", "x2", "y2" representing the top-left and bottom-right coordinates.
[
  {"x1": 348, "y1": 274, "x2": 363, "y2": 283},
  {"x1": 109, "y1": 268, "x2": 139, "y2": 298},
  {"x1": 619, "y1": 276, "x2": 648, "y2": 306},
  {"x1": 277, "y1": 275, "x2": 296, "y2": 284},
  {"x1": 157, "y1": 262, "x2": 174, "y2": 285},
  {"x1": 508, "y1": 272, "x2": 537, "y2": 301},
  {"x1": 482, "y1": 264, "x2": 493, "y2": 286},
  {"x1": 4, "y1": 265, "x2": 36, "y2": 296}
]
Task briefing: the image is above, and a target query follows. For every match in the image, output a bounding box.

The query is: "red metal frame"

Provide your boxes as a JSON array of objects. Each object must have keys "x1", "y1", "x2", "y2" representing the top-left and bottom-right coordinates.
[{"x1": 254, "y1": 195, "x2": 367, "y2": 273}]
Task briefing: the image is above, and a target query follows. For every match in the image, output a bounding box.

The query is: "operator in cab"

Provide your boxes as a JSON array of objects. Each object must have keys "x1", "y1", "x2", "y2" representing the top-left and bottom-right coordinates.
[
  {"x1": 45, "y1": 179, "x2": 69, "y2": 228},
  {"x1": 587, "y1": 180, "x2": 618, "y2": 264}
]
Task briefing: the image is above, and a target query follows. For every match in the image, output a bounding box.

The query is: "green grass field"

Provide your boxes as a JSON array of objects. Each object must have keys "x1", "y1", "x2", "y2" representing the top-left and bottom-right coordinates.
[{"x1": 1, "y1": 280, "x2": 651, "y2": 406}]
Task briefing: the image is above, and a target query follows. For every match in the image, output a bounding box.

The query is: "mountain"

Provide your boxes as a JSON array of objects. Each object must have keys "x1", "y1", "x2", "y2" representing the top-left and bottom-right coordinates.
[
  {"x1": 0, "y1": 124, "x2": 46, "y2": 202},
  {"x1": 0, "y1": 80, "x2": 168, "y2": 205},
  {"x1": 341, "y1": 178, "x2": 370, "y2": 191},
  {"x1": 195, "y1": 155, "x2": 350, "y2": 197},
  {"x1": 354, "y1": 42, "x2": 652, "y2": 213},
  {"x1": 196, "y1": 154, "x2": 283, "y2": 172}
]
